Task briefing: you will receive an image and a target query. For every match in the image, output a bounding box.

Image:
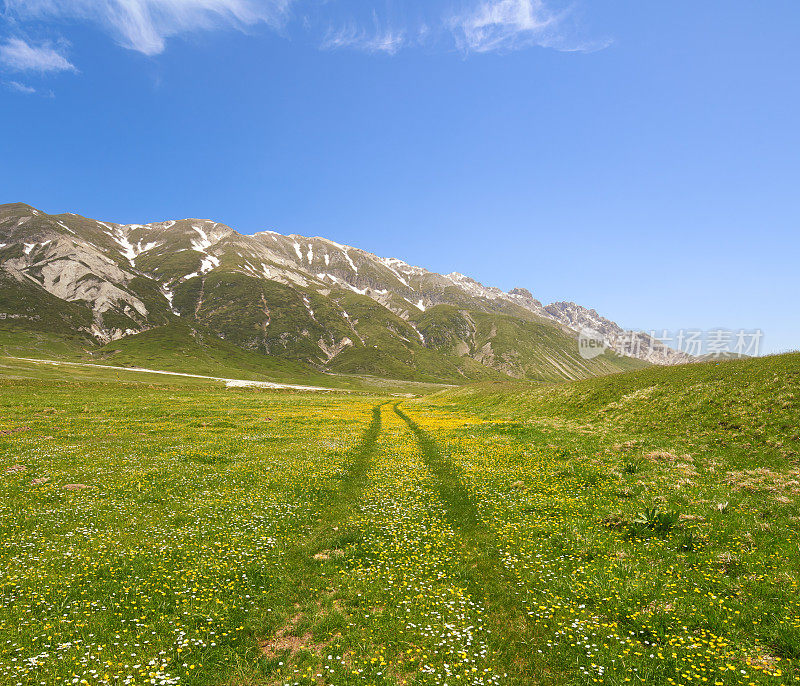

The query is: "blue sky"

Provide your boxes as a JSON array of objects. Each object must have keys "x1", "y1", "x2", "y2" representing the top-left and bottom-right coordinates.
[{"x1": 1, "y1": 1, "x2": 798, "y2": 354}]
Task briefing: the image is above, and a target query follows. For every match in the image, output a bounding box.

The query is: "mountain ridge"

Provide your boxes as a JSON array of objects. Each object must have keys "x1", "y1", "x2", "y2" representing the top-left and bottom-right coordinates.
[{"x1": 0, "y1": 202, "x2": 687, "y2": 383}]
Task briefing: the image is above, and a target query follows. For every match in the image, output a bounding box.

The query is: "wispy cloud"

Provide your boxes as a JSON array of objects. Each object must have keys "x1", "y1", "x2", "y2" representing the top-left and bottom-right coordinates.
[
  {"x1": 0, "y1": 37, "x2": 76, "y2": 72},
  {"x1": 449, "y1": 0, "x2": 606, "y2": 53},
  {"x1": 3, "y1": 0, "x2": 606, "y2": 62},
  {"x1": 316, "y1": 0, "x2": 605, "y2": 56},
  {"x1": 4, "y1": 0, "x2": 294, "y2": 56},
  {"x1": 5, "y1": 81, "x2": 36, "y2": 95},
  {"x1": 321, "y1": 20, "x2": 406, "y2": 56},
  {"x1": 5, "y1": 79, "x2": 37, "y2": 93},
  {"x1": 4, "y1": 79, "x2": 55, "y2": 96},
  {"x1": 449, "y1": 0, "x2": 559, "y2": 52}
]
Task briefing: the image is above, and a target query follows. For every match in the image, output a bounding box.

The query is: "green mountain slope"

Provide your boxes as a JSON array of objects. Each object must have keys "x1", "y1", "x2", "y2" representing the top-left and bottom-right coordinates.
[
  {"x1": 86, "y1": 323, "x2": 333, "y2": 383},
  {"x1": 0, "y1": 202, "x2": 666, "y2": 383},
  {"x1": 414, "y1": 305, "x2": 647, "y2": 382},
  {"x1": 426, "y1": 352, "x2": 800, "y2": 457}
]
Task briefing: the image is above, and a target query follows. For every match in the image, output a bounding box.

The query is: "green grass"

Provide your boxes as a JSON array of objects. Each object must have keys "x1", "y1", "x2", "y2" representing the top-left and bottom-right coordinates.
[
  {"x1": 428, "y1": 352, "x2": 800, "y2": 461},
  {"x1": 86, "y1": 323, "x2": 335, "y2": 384},
  {"x1": 0, "y1": 321, "x2": 331, "y2": 384},
  {"x1": 412, "y1": 353, "x2": 800, "y2": 684},
  {"x1": 0, "y1": 323, "x2": 458, "y2": 394},
  {"x1": 0, "y1": 353, "x2": 797, "y2": 685}
]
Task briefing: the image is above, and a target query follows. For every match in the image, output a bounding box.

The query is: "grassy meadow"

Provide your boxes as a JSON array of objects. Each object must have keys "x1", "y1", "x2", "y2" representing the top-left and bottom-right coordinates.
[{"x1": 1, "y1": 354, "x2": 798, "y2": 685}]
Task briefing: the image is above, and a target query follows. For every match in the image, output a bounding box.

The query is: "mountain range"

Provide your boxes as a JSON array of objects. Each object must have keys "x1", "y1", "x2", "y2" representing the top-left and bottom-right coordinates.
[{"x1": 0, "y1": 202, "x2": 689, "y2": 384}]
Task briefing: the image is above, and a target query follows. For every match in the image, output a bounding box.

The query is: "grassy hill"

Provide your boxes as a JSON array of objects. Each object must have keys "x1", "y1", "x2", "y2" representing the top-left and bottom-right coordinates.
[
  {"x1": 0, "y1": 323, "x2": 460, "y2": 393},
  {"x1": 423, "y1": 352, "x2": 800, "y2": 460},
  {"x1": 405, "y1": 353, "x2": 800, "y2": 681},
  {"x1": 86, "y1": 323, "x2": 337, "y2": 383}
]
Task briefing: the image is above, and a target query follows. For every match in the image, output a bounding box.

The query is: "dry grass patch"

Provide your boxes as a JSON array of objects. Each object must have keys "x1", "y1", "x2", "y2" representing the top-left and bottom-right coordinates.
[
  {"x1": 724, "y1": 467, "x2": 800, "y2": 495},
  {"x1": 0, "y1": 426, "x2": 30, "y2": 435},
  {"x1": 259, "y1": 612, "x2": 327, "y2": 661}
]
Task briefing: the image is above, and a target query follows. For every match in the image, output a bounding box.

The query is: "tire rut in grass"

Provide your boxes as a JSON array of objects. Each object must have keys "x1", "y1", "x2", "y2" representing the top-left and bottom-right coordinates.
[
  {"x1": 393, "y1": 402, "x2": 548, "y2": 684},
  {"x1": 393, "y1": 403, "x2": 480, "y2": 532},
  {"x1": 294, "y1": 401, "x2": 385, "y2": 560},
  {"x1": 330, "y1": 401, "x2": 385, "y2": 502},
  {"x1": 255, "y1": 403, "x2": 386, "y2": 672}
]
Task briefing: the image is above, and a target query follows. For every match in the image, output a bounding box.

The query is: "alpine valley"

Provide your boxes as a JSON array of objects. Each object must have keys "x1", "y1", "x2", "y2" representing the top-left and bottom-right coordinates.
[{"x1": 0, "y1": 203, "x2": 689, "y2": 385}]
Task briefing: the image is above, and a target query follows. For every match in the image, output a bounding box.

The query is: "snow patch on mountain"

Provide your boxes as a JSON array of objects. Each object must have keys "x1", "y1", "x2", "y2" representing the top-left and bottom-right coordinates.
[
  {"x1": 111, "y1": 229, "x2": 138, "y2": 264},
  {"x1": 343, "y1": 250, "x2": 358, "y2": 273},
  {"x1": 200, "y1": 255, "x2": 219, "y2": 274},
  {"x1": 108, "y1": 227, "x2": 158, "y2": 266},
  {"x1": 378, "y1": 257, "x2": 416, "y2": 287},
  {"x1": 161, "y1": 284, "x2": 179, "y2": 314},
  {"x1": 320, "y1": 237, "x2": 347, "y2": 251},
  {"x1": 191, "y1": 225, "x2": 213, "y2": 253},
  {"x1": 319, "y1": 272, "x2": 368, "y2": 295},
  {"x1": 303, "y1": 296, "x2": 317, "y2": 322}
]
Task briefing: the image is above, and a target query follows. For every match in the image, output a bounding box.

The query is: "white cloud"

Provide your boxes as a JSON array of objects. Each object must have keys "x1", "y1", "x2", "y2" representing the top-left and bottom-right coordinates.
[
  {"x1": 449, "y1": 0, "x2": 602, "y2": 53},
  {"x1": 6, "y1": 80, "x2": 37, "y2": 93},
  {"x1": 0, "y1": 37, "x2": 76, "y2": 72},
  {"x1": 3, "y1": 0, "x2": 605, "y2": 60},
  {"x1": 321, "y1": 24, "x2": 406, "y2": 55},
  {"x1": 4, "y1": 0, "x2": 293, "y2": 56},
  {"x1": 319, "y1": 0, "x2": 603, "y2": 56}
]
